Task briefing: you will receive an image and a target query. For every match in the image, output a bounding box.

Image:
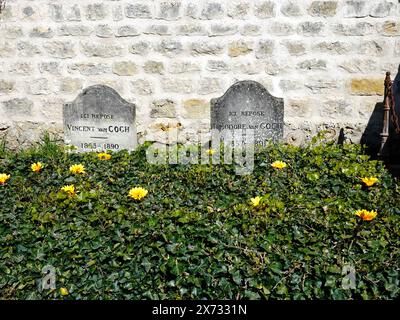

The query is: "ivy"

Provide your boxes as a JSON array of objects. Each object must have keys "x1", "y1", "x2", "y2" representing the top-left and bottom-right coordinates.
[{"x1": 0, "y1": 134, "x2": 399, "y2": 299}]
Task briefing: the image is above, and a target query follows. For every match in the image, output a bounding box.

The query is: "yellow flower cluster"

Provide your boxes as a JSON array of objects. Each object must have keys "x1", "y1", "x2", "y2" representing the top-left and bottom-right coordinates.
[
  {"x1": 250, "y1": 196, "x2": 261, "y2": 207},
  {"x1": 246, "y1": 161, "x2": 380, "y2": 223},
  {"x1": 4, "y1": 159, "x2": 153, "y2": 204},
  {"x1": 355, "y1": 209, "x2": 377, "y2": 221},
  {"x1": 271, "y1": 161, "x2": 287, "y2": 170},
  {"x1": 128, "y1": 187, "x2": 148, "y2": 200},
  {"x1": 31, "y1": 162, "x2": 43, "y2": 173},
  {"x1": 361, "y1": 177, "x2": 379, "y2": 187},
  {"x1": 69, "y1": 164, "x2": 86, "y2": 174},
  {"x1": 98, "y1": 152, "x2": 111, "y2": 161},
  {"x1": 60, "y1": 287, "x2": 69, "y2": 296},
  {"x1": 249, "y1": 161, "x2": 286, "y2": 210},
  {"x1": 1, "y1": 156, "x2": 382, "y2": 225},
  {"x1": 61, "y1": 185, "x2": 76, "y2": 197},
  {"x1": 0, "y1": 173, "x2": 10, "y2": 185}
]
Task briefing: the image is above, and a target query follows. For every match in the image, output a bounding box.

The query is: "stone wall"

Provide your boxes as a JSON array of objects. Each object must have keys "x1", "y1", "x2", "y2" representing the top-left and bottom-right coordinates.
[{"x1": 0, "y1": 0, "x2": 399, "y2": 149}]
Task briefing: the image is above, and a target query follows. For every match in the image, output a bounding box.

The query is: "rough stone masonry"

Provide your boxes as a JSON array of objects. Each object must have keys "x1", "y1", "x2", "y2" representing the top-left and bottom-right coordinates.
[{"x1": 0, "y1": 0, "x2": 399, "y2": 149}]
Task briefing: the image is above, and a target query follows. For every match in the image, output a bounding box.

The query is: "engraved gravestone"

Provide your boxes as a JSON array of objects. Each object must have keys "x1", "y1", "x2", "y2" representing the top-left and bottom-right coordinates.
[
  {"x1": 211, "y1": 81, "x2": 284, "y2": 146},
  {"x1": 63, "y1": 85, "x2": 137, "y2": 152}
]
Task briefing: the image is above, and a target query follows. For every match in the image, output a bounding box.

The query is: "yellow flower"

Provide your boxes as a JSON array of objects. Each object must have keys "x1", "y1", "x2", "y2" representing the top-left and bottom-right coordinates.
[
  {"x1": 98, "y1": 152, "x2": 111, "y2": 161},
  {"x1": 69, "y1": 164, "x2": 85, "y2": 174},
  {"x1": 206, "y1": 149, "x2": 215, "y2": 156},
  {"x1": 31, "y1": 162, "x2": 43, "y2": 173},
  {"x1": 128, "y1": 187, "x2": 148, "y2": 200},
  {"x1": 250, "y1": 196, "x2": 261, "y2": 207},
  {"x1": 355, "y1": 209, "x2": 378, "y2": 221},
  {"x1": 60, "y1": 287, "x2": 69, "y2": 296},
  {"x1": 271, "y1": 161, "x2": 287, "y2": 170},
  {"x1": 61, "y1": 185, "x2": 76, "y2": 197},
  {"x1": 0, "y1": 173, "x2": 10, "y2": 185},
  {"x1": 361, "y1": 177, "x2": 379, "y2": 187}
]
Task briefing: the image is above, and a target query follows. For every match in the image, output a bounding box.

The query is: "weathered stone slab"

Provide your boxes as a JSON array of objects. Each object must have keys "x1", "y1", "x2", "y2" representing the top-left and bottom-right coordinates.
[
  {"x1": 211, "y1": 80, "x2": 284, "y2": 146},
  {"x1": 63, "y1": 85, "x2": 136, "y2": 152}
]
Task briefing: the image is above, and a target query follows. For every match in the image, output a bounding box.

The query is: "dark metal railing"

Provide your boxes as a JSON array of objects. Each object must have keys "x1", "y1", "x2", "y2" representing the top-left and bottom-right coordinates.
[{"x1": 378, "y1": 72, "x2": 400, "y2": 158}]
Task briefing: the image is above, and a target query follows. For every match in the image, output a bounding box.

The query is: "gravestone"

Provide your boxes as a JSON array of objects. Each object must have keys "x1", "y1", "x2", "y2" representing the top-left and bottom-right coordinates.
[
  {"x1": 63, "y1": 85, "x2": 137, "y2": 152},
  {"x1": 211, "y1": 80, "x2": 284, "y2": 146}
]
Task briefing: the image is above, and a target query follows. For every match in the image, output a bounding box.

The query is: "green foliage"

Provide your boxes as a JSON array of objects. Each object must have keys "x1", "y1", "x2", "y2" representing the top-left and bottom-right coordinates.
[
  {"x1": 0, "y1": 135, "x2": 8, "y2": 159},
  {"x1": 0, "y1": 134, "x2": 399, "y2": 300}
]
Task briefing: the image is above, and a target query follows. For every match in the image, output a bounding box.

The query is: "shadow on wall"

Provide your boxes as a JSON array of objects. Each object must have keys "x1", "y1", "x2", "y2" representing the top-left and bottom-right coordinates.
[
  {"x1": 360, "y1": 101, "x2": 384, "y2": 160},
  {"x1": 360, "y1": 66, "x2": 400, "y2": 175}
]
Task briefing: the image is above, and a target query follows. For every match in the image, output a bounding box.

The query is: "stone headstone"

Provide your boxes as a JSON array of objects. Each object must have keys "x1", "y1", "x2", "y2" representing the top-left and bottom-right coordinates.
[
  {"x1": 63, "y1": 85, "x2": 137, "y2": 152},
  {"x1": 211, "y1": 80, "x2": 284, "y2": 146}
]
